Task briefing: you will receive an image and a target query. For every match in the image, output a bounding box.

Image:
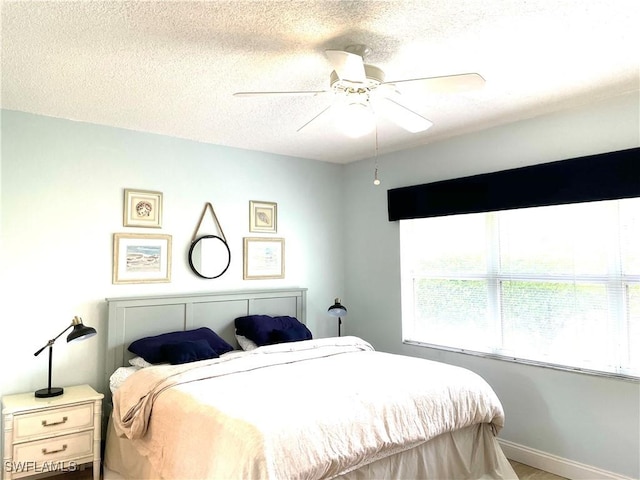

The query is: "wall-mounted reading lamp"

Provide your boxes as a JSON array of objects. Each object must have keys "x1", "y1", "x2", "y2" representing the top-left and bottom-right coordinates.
[
  {"x1": 327, "y1": 298, "x2": 348, "y2": 337},
  {"x1": 33, "y1": 316, "x2": 97, "y2": 398}
]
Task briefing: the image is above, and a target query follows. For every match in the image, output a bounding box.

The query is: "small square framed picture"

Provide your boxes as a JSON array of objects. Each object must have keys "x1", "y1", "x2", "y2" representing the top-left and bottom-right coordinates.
[
  {"x1": 249, "y1": 200, "x2": 277, "y2": 233},
  {"x1": 124, "y1": 189, "x2": 163, "y2": 228}
]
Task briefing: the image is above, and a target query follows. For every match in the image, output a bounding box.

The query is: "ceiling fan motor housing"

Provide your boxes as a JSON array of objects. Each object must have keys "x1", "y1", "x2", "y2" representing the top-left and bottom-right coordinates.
[{"x1": 329, "y1": 64, "x2": 385, "y2": 95}]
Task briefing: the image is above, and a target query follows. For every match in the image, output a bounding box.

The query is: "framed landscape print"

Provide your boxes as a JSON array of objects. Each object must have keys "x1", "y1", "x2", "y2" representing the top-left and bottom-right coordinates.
[
  {"x1": 243, "y1": 237, "x2": 284, "y2": 279},
  {"x1": 249, "y1": 200, "x2": 277, "y2": 233},
  {"x1": 113, "y1": 233, "x2": 172, "y2": 284},
  {"x1": 124, "y1": 189, "x2": 163, "y2": 228}
]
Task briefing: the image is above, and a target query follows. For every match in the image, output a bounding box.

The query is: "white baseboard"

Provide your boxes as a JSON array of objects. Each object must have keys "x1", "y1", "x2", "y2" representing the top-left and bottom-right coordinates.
[{"x1": 499, "y1": 439, "x2": 635, "y2": 480}]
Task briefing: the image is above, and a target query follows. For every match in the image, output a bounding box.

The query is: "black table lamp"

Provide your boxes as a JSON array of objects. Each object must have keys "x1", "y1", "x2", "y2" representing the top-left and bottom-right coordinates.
[
  {"x1": 34, "y1": 316, "x2": 97, "y2": 398},
  {"x1": 327, "y1": 298, "x2": 348, "y2": 337}
]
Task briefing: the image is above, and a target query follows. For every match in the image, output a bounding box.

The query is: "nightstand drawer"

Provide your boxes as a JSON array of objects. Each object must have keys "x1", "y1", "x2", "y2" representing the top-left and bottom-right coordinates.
[
  {"x1": 13, "y1": 403, "x2": 94, "y2": 441},
  {"x1": 13, "y1": 430, "x2": 93, "y2": 465}
]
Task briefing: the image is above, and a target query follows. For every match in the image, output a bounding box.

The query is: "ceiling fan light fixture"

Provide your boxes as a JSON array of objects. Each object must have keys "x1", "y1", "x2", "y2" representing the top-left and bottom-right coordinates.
[{"x1": 336, "y1": 102, "x2": 375, "y2": 138}]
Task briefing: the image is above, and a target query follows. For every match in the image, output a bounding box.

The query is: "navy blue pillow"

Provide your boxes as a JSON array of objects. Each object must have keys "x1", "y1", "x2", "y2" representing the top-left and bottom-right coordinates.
[
  {"x1": 235, "y1": 315, "x2": 312, "y2": 346},
  {"x1": 128, "y1": 327, "x2": 234, "y2": 364},
  {"x1": 269, "y1": 325, "x2": 312, "y2": 344},
  {"x1": 160, "y1": 339, "x2": 219, "y2": 365}
]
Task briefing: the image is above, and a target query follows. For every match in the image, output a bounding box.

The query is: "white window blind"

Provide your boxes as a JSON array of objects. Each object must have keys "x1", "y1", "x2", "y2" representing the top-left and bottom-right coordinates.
[{"x1": 400, "y1": 197, "x2": 640, "y2": 378}]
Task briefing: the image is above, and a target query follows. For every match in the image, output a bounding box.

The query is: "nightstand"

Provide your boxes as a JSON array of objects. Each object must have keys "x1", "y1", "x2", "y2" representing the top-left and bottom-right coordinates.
[{"x1": 2, "y1": 384, "x2": 103, "y2": 480}]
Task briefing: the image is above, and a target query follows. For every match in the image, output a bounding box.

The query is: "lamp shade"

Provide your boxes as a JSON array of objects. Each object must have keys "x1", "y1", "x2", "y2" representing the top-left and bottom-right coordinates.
[
  {"x1": 67, "y1": 316, "x2": 97, "y2": 342},
  {"x1": 327, "y1": 298, "x2": 347, "y2": 317}
]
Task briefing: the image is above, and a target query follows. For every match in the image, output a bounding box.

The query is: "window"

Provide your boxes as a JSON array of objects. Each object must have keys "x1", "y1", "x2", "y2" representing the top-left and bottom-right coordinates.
[{"x1": 400, "y1": 197, "x2": 640, "y2": 378}]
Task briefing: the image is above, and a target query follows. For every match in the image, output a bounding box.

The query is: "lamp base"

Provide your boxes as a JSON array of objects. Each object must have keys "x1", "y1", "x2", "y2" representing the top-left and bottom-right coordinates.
[{"x1": 35, "y1": 387, "x2": 64, "y2": 398}]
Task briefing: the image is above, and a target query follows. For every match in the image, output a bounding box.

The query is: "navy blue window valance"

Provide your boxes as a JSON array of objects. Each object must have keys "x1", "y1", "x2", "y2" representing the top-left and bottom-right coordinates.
[{"x1": 387, "y1": 147, "x2": 640, "y2": 221}]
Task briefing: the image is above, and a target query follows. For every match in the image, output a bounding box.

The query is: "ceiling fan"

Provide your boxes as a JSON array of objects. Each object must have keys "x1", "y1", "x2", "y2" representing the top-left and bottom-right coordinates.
[{"x1": 233, "y1": 45, "x2": 485, "y2": 138}]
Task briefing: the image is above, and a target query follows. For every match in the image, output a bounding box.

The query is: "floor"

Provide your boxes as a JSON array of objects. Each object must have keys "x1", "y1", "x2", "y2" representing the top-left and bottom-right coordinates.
[
  {"x1": 46, "y1": 461, "x2": 567, "y2": 479},
  {"x1": 510, "y1": 460, "x2": 569, "y2": 480}
]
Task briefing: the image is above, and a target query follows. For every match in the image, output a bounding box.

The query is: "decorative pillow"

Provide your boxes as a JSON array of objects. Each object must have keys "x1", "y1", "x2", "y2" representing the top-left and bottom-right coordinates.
[
  {"x1": 234, "y1": 315, "x2": 312, "y2": 347},
  {"x1": 235, "y1": 334, "x2": 258, "y2": 351},
  {"x1": 128, "y1": 327, "x2": 234, "y2": 364},
  {"x1": 160, "y1": 339, "x2": 219, "y2": 365},
  {"x1": 269, "y1": 327, "x2": 310, "y2": 344},
  {"x1": 128, "y1": 356, "x2": 155, "y2": 368}
]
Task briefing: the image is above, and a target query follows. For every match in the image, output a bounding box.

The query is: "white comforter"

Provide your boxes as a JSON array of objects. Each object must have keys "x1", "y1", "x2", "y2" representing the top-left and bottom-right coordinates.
[{"x1": 112, "y1": 336, "x2": 505, "y2": 479}]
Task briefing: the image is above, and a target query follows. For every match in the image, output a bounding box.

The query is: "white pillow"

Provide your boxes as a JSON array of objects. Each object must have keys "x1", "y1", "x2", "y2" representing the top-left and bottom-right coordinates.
[
  {"x1": 236, "y1": 334, "x2": 258, "y2": 351},
  {"x1": 128, "y1": 356, "x2": 154, "y2": 368},
  {"x1": 109, "y1": 366, "x2": 140, "y2": 393}
]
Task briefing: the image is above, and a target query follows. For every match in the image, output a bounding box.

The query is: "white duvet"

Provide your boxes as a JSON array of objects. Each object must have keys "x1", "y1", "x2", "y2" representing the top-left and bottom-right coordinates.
[{"x1": 112, "y1": 336, "x2": 505, "y2": 479}]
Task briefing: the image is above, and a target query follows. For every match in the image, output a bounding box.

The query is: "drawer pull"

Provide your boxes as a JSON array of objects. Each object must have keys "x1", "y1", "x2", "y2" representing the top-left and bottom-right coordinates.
[
  {"x1": 42, "y1": 416, "x2": 68, "y2": 427},
  {"x1": 42, "y1": 444, "x2": 67, "y2": 455}
]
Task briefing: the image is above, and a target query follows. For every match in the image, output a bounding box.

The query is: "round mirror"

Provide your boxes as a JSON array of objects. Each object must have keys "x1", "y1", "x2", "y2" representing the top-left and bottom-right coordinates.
[{"x1": 188, "y1": 235, "x2": 231, "y2": 279}]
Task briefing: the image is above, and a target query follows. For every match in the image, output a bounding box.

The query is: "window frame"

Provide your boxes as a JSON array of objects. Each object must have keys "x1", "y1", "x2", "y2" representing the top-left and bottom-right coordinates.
[{"x1": 400, "y1": 203, "x2": 640, "y2": 382}]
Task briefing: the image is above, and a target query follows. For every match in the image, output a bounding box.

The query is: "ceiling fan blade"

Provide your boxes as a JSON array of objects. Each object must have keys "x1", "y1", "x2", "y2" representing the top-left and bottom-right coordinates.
[
  {"x1": 296, "y1": 105, "x2": 333, "y2": 132},
  {"x1": 325, "y1": 49, "x2": 366, "y2": 83},
  {"x1": 233, "y1": 90, "x2": 327, "y2": 97},
  {"x1": 377, "y1": 97, "x2": 433, "y2": 133},
  {"x1": 382, "y1": 73, "x2": 485, "y2": 93}
]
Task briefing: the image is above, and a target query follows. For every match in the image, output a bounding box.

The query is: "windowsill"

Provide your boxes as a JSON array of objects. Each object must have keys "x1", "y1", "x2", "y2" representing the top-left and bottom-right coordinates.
[{"x1": 403, "y1": 339, "x2": 640, "y2": 383}]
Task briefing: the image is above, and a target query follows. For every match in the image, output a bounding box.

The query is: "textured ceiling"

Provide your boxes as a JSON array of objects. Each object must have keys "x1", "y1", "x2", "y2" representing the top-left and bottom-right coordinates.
[{"x1": 1, "y1": 1, "x2": 638, "y2": 164}]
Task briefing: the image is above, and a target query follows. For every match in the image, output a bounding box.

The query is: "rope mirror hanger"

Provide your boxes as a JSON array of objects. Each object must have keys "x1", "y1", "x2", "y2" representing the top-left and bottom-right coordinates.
[{"x1": 188, "y1": 202, "x2": 231, "y2": 279}]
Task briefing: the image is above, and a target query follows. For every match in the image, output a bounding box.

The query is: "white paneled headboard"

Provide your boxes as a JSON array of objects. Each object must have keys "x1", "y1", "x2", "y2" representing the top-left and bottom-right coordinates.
[{"x1": 104, "y1": 288, "x2": 307, "y2": 398}]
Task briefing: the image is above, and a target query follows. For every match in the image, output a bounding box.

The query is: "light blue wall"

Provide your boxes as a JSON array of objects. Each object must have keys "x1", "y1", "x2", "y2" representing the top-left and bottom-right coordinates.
[
  {"x1": 0, "y1": 110, "x2": 345, "y2": 405},
  {"x1": 343, "y1": 91, "x2": 640, "y2": 478}
]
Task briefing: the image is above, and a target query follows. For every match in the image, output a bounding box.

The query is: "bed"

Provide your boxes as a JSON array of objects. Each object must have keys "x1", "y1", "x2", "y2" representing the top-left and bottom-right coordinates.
[{"x1": 102, "y1": 288, "x2": 517, "y2": 479}]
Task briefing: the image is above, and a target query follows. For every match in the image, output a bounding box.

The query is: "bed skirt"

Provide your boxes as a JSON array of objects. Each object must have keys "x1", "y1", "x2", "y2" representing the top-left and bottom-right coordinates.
[{"x1": 104, "y1": 416, "x2": 517, "y2": 480}]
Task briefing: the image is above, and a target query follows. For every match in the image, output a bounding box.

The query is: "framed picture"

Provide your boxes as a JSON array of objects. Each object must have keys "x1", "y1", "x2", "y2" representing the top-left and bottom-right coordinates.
[
  {"x1": 124, "y1": 189, "x2": 163, "y2": 228},
  {"x1": 113, "y1": 233, "x2": 172, "y2": 284},
  {"x1": 249, "y1": 200, "x2": 277, "y2": 233},
  {"x1": 243, "y1": 237, "x2": 284, "y2": 279}
]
